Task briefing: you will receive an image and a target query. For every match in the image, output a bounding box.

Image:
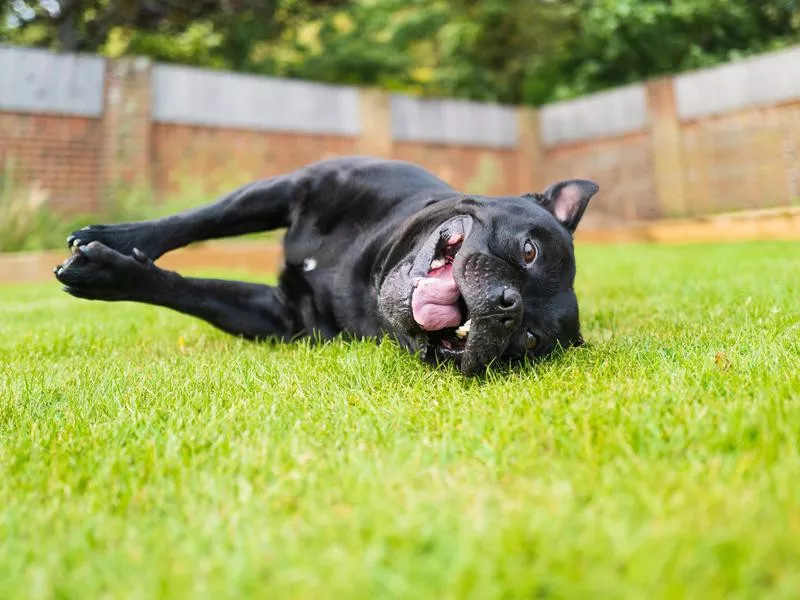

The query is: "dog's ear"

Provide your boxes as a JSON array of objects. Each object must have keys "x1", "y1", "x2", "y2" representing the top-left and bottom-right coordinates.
[{"x1": 530, "y1": 179, "x2": 599, "y2": 234}]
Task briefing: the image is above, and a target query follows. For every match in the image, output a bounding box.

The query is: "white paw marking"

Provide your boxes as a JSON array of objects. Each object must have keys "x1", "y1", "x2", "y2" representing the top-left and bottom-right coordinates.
[{"x1": 303, "y1": 257, "x2": 317, "y2": 272}]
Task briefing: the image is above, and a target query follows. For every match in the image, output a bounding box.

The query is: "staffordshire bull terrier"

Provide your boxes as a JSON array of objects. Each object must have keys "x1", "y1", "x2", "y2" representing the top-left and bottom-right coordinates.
[{"x1": 54, "y1": 157, "x2": 598, "y2": 375}]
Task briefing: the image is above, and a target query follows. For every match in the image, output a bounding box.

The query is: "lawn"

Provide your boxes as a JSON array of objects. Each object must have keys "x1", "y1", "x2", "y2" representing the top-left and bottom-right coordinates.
[{"x1": 1, "y1": 241, "x2": 799, "y2": 599}]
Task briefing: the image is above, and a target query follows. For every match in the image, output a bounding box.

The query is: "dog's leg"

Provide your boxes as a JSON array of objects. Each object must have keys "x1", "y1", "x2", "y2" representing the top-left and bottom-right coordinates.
[
  {"x1": 55, "y1": 242, "x2": 299, "y2": 340},
  {"x1": 67, "y1": 175, "x2": 297, "y2": 261}
]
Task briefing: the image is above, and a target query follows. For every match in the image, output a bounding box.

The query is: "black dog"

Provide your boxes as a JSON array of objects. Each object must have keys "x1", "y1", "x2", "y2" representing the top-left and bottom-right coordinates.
[{"x1": 54, "y1": 157, "x2": 598, "y2": 375}]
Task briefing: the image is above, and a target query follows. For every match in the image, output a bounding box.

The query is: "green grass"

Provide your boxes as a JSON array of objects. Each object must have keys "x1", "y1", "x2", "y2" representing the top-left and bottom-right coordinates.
[{"x1": 1, "y1": 241, "x2": 799, "y2": 599}]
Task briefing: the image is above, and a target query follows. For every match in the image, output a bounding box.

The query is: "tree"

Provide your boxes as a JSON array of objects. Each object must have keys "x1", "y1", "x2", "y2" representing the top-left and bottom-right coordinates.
[
  {"x1": 0, "y1": 1, "x2": 344, "y2": 58},
  {"x1": 2, "y1": 0, "x2": 799, "y2": 105},
  {"x1": 547, "y1": 0, "x2": 800, "y2": 100}
]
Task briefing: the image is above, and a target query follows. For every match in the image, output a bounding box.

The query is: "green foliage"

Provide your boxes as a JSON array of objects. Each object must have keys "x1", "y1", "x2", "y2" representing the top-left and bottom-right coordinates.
[
  {"x1": 1, "y1": 242, "x2": 800, "y2": 597},
  {"x1": 0, "y1": 157, "x2": 231, "y2": 252},
  {"x1": 0, "y1": 159, "x2": 84, "y2": 252},
  {"x1": 547, "y1": 0, "x2": 800, "y2": 100},
  {"x1": 2, "y1": 1, "x2": 799, "y2": 103},
  {"x1": 0, "y1": 152, "x2": 288, "y2": 252}
]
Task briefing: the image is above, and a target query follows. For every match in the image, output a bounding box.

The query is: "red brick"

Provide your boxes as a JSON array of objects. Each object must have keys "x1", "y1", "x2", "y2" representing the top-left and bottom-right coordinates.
[{"x1": 0, "y1": 112, "x2": 102, "y2": 214}]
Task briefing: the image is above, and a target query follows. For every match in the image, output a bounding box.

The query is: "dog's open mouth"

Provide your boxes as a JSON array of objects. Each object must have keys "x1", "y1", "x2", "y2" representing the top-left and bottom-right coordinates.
[{"x1": 412, "y1": 228, "x2": 472, "y2": 359}]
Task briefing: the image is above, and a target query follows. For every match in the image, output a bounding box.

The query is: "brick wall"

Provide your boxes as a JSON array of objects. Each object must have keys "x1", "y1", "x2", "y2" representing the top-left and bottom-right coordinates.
[
  {"x1": 152, "y1": 124, "x2": 359, "y2": 196},
  {"x1": 100, "y1": 58, "x2": 153, "y2": 196},
  {"x1": 680, "y1": 102, "x2": 800, "y2": 215},
  {"x1": 2, "y1": 45, "x2": 800, "y2": 226},
  {"x1": 391, "y1": 142, "x2": 520, "y2": 197},
  {"x1": 543, "y1": 134, "x2": 658, "y2": 224},
  {"x1": 0, "y1": 113, "x2": 103, "y2": 213}
]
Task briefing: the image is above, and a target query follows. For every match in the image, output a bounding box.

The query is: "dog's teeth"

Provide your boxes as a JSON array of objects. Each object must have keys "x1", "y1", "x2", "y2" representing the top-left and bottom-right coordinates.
[
  {"x1": 430, "y1": 258, "x2": 445, "y2": 270},
  {"x1": 455, "y1": 319, "x2": 472, "y2": 338}
]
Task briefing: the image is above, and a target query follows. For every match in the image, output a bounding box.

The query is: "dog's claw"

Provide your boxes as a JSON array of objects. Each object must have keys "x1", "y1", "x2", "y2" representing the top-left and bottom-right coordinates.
[
  {"x1": 76, "y1": 242, "x2": 106, "y2": 262},
  {"x1": 67, "y1": 227, "x2": 90, "y2": 247},
  {"x1": 132, "y1": 248, "x2": 148, "y2": 263},
  {"x1": 71, "y1": 239, "x2": 82, "y2": 253}
]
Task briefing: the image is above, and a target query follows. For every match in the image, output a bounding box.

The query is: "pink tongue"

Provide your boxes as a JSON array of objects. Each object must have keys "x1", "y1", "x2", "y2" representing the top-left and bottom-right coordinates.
[{"x1": 412, "y1": 265, "x2": 462, "y2": 331}]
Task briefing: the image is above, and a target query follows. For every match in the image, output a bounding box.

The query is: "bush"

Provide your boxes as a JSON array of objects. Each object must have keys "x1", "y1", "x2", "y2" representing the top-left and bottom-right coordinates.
[
  {"x1": 0, "y1": 161, "x2": 88, "y2": 252},
  {"x1": 0, "y1": 161, "x2": 281, "y2": 253}
]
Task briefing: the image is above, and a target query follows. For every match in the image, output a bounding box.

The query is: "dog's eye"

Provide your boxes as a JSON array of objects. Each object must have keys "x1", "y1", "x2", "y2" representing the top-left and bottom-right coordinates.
[
  {"x1": 526, "y1": 330, "x2": 538, "y2": 350},
  {"x1": 523, "y1": 240, "x2": 538, "y2": 264}
]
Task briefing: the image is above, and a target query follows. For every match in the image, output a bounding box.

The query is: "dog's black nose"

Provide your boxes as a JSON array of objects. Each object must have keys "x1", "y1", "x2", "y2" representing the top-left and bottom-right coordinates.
[
  {"x1": 491, "y1": 287, "x2": 521, "y2": 312},
  {"x1": 502, "y1": 288, "x2": 520, "y2": 309}
]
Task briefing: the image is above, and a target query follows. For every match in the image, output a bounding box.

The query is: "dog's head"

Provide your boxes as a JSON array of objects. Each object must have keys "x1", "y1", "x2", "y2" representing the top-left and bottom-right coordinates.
[{"x1": 377, "y1": 180, "x2": 598, "y2": 375}]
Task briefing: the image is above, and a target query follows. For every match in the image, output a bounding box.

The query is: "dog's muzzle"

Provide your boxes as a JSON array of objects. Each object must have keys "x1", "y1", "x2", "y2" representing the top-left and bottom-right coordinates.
[{"x1": 450, "y1": 251, "x2": 524, "y2": 375}]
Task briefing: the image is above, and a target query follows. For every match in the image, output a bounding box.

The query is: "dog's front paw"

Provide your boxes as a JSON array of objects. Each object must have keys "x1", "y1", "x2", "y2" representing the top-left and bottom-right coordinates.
[
  {"x1": 67, "y1": 223, "x2": 155, "y2": 259},
  {"x1": 54, "y1": 241, "x2": 155, "y2": 301}
]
